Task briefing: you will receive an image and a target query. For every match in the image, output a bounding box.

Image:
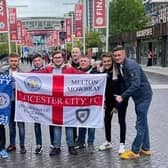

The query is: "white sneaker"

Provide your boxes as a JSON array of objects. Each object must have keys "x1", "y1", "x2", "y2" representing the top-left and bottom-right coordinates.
[
  {"x1": 118, "y1": 143, "x2": 125, "y2": 154},
  {"x1": 98, "y1": 141, "x2": 112, "y2": 151}
]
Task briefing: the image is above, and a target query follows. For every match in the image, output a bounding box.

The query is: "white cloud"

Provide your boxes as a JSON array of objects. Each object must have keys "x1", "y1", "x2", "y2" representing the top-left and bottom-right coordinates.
[{"x1": 7, "y1": 0, "x2": 78, "y2": 17}]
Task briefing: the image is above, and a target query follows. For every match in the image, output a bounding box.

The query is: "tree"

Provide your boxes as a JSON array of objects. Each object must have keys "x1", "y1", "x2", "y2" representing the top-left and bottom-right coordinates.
[
  {"x1": 0, "y1": 33, "x2": 19, "y2": 57},
  {"x1": 86, "y1": 31, "x2": 103, "y2": 48},
  {"x1": 109, "y1": 0, "x2": 148, "y2": 34}
]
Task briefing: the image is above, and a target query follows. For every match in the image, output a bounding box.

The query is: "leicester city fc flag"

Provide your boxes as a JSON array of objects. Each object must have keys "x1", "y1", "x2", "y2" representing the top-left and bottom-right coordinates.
[{"x1": 0, "y1": 74, "x2": 12, "y2": 125}]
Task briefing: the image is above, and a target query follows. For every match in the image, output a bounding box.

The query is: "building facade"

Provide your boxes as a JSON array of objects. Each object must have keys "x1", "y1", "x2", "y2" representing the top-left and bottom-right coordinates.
[
  {"x1": 109, "y1": 1, "x2": 168, "y2": 67},
  {"x1": 21, "y1": 17, "x2": 63, "y2": 31}
]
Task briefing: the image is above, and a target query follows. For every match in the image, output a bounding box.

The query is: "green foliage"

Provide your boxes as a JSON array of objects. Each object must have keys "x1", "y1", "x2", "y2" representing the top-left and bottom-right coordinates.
[
  {"x1": 65, "y1": 37, "x2": 83, "y2": 53},
  {"x1": 86, "y1": 31, "x2": 103, "y2": 48},
  {"x1": 109, "y1": 0, "x2": 148, "y2": 34},
  {"x1": 66, "y1": 43, "x2": 72, "y2": 53},
  {"x1": 73, "y1": 37, "x2": 83, "y2": 49},
  {"x1": 0, "y1": 42, "x2": 9, "y2": 56},
  {"x1": 0, "y1": 33, "x2": 20, "y2": 56}
]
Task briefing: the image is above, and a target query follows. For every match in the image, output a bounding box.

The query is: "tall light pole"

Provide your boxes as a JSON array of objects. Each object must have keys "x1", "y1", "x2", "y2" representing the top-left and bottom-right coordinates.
[
  {"x1": 63, "y1": 3, "x2": 76, "y2": 51},
  {"x1": 83, "y1": 0, "x2": 86, "y2": 55},
  {"x1": 105, "y1": 0, "x2": 109, "y2": 52}
]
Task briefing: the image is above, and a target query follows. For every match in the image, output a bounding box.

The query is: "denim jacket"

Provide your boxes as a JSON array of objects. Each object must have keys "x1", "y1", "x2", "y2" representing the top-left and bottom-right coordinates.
[{"x1": 121, "y1": 58, "x2": 152, "y2": 103}]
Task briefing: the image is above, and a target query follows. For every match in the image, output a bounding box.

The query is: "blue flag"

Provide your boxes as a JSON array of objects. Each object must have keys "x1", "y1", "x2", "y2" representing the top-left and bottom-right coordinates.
[{"x1": 0, "y1": 74, "x2": 12, "y2": 125}]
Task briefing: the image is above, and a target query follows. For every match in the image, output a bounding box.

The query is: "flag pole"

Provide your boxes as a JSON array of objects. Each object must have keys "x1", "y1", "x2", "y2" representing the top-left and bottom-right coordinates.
[
  {"x1": 83, "y1": 0, "x2": 86, "y2": 55},
  {"x1": 105, "y1": 0, "x2": 109, "y2": 52},
  {"x1": 6, "y1": 7, "x2": 11, "y2": 54}
]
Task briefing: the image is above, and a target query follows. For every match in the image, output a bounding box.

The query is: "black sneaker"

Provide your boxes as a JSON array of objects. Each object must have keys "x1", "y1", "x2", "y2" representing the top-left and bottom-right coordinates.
[
  {"x1": 87, "y1": 144, "x2": 94, "y2": 154},
  {"x1": 35, "y1": 145, "x2": 42, "y2": 154},
  {"x1": 68, "y1": 146, "x2": 78, "y2": 155},
  {"x1": 74, "y1": 143, "x2": 86, "y2": 149},
  {"x1": 49, "y1": 147, "x2": 61, "y2": 156},
  {"x1": 20, "y1": 145, "x2": 26, "y2": 154}
]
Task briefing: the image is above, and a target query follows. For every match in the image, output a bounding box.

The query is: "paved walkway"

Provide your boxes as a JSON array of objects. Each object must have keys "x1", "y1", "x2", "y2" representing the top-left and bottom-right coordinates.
[
  {"x1": 1, "y1": 63, "x2": 168, "y2": 168},
  {"x1": 142, "y1": 65, "x2": 168, "y2": 76}
]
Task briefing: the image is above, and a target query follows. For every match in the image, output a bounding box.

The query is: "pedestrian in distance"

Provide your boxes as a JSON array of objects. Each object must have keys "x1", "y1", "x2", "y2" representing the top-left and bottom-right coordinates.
[
  {"x1": 146, "y1": 50, "x2": 153, "y2": 66},
  {"x1": 113, "y1": 45, "x2": 153, "y2": 160}
]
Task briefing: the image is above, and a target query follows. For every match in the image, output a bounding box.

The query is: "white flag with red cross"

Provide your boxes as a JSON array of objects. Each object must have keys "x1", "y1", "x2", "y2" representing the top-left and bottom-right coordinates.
[{"x1": 13, "y1": 73, "x2": 107, "y2": 128}]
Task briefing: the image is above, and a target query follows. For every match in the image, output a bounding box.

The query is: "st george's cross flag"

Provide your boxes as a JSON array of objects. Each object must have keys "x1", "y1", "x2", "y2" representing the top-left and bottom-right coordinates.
[{"x1": 13, "y1": 73, "x2": 107, "y2": 128}]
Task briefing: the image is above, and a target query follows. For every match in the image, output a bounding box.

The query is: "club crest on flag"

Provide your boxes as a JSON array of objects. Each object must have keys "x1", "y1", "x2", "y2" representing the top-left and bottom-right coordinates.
[
  {"x1": 0, "y1": 22, "x2": 5, "y2": 29},
  {"x1": 76, "y1": 109, "x2": 90, "y2": 123},
  {"x1": 0, "y1": 93, "x2": 10, "y2": 109},
  {"x1": 24, "y1": 76, "x2": 42, "y2": 91}
]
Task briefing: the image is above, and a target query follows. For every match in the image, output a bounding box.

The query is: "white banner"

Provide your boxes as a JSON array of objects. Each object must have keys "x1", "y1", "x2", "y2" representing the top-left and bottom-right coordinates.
[{"x1": 13, "y1": 73, "x2": 107, "y2": 128}]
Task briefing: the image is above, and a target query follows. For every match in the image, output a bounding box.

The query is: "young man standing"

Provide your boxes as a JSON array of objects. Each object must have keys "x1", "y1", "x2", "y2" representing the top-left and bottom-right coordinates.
[
  {"x1": 39, "y1": 50, "x2": 78, "y2": 156},
  {"x1": 113, "y1": 45, "x2": 152, "y2": 159},
  {"x1": 98, "y1": 53, "x2": 128, "y2": 154},
  {"x1": 31, "y1": 54, "x2": 45, "y2": 154},
  {"x1": 4, "y1": 53, "x2": 26, "y2": 154}
]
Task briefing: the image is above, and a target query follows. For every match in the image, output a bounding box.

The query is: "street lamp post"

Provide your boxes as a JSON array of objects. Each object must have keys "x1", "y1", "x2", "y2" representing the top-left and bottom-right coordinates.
[
  {"x1": 105, "y1": 0, "x2": 109, "y2": 52},
  {"x1": 83, "y1": 0, "x2": 86, "y2": 55}
]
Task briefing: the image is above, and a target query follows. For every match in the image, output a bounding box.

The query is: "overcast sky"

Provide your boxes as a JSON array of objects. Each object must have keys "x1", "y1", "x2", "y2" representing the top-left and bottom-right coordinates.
[{"x1": 7, "y1": 0, "x2": 78, "y2": 18}]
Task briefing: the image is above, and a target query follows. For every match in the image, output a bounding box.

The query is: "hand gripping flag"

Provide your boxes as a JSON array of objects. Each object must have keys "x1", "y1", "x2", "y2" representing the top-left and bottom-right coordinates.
[
  {"x1": 0, "y1": 74, "x2": 12, "y2": 125},
  {"x1": 13, "y1": 73, "x2": 107, "y2": 128}
]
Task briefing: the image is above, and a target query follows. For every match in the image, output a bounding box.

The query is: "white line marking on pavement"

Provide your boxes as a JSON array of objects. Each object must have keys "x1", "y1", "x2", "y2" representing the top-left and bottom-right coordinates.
[{"x1": 151, "y1": 84, "x2": 168, "y2": 89}]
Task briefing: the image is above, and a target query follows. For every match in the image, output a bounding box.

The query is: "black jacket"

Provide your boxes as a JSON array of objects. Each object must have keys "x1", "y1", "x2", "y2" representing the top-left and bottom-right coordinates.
[{"x1": 104, "y1": 67, "x2": 124, "y2": 105}]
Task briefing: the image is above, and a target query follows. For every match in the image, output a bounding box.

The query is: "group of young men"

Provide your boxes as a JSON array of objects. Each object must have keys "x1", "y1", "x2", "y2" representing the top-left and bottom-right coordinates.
[{"x1": 0, "y1": 45, "x2": 152, "y2": 160}]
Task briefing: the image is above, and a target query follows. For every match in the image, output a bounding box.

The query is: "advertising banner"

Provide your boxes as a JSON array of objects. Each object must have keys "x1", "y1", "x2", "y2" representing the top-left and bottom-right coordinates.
[
  {"x1": 0, "y1": 0, "x2": 8, "y2": 32},
  {"x1": 93, "y1": 0, "x2": 106, "y2": 28}
]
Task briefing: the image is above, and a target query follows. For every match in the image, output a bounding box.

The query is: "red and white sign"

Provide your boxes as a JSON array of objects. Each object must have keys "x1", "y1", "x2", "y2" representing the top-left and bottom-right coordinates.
[
  {"x1": 16, "y1": 20, "x2": 22, "y2": 44},
  {"x1": 0, "y1": 0, "x2": 8, "y2": 32},
  {"x1": 8, "y1": 8, "x2": 17, "y2": 41},
  {"x1": 14, "y1": 73, "x2": 106, "y2": 128},
  {"x1": 53, "y1": 30, "x2": 60, "y2": 46},
  {"x1": 65, "y1": 18, "x2": 72, "y2": 43},
  {"x1": 93, "y1": 0, "x2": 106, "y2": 28},
  {"x1": 75, "y1": 4, "x2": 83, "y2": 38}
]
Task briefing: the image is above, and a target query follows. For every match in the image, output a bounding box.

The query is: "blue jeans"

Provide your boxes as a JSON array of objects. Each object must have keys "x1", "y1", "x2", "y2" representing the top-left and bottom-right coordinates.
[
  {"x1": 9, "y1": 121, "x2": 25, "y2": 146},
  {"x1": 9, "y1": 101, "x2": 25, "y2": 146},
  {"x1": 78, "y1": 128, "x2": 95, "y2": 145},
  {"x1": 53, "y1": 126, "x2": 74, "y2": 148},
  {"x1": 131, "y1": 97, "x2": 152, "y2": 153},
  {"x1": 34, "y1": 123, "x2": 42, "y2": 146}
]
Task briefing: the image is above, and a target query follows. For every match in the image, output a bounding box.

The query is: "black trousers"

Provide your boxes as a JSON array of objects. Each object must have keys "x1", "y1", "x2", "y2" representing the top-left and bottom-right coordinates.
[
  {"x1": 73, "y1": 127, "x2": 77, "y2": 142},
  {"x1": 49, "y1": 125, "x2": 54, "y2": 146},
  {"x1": 104, "y1": 99, "x2": 128, "y2": 143},
  {"x1": 0, "y1": 125, "x2": 6, "y2": 150}
]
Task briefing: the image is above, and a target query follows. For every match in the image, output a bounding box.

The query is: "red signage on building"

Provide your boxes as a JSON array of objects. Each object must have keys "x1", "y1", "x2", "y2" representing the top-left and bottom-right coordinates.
[
  {"x1": 8, "y1": 8, "x2": 17, "y2": 41},
  {"x1": 0, "y1": 0, "x2": 8, "y2": 32},
  {"x1": 53, "y1": 30, "x2": 60, "y2": 46},
  {"x1": 75, "y1": 4, "x2": 83, "y2": 38},
  {"x1": 16, "y1": 20, "x2": 22, "y2": 44},
  {"x1": 93, "y1": 0, "x2": 106, "y2": 28},
  {"x1": 65, "y1": 18, "x2": 72, "y2": 43}
]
